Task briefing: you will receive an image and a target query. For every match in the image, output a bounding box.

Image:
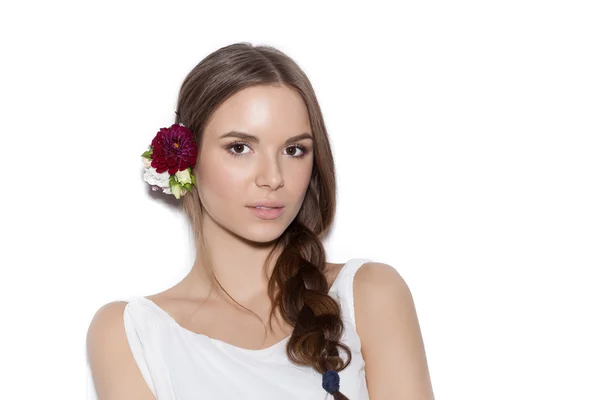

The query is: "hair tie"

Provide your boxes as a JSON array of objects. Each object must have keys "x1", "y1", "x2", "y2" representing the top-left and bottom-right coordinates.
[{"x1": 322, "y1": 369, "x2": 340, "y2": 394}]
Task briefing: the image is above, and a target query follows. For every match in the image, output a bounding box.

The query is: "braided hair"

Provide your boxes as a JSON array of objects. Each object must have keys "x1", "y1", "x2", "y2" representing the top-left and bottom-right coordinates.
[{"x1": 267, "y1": 221, "x2": 352, "y2": 399}]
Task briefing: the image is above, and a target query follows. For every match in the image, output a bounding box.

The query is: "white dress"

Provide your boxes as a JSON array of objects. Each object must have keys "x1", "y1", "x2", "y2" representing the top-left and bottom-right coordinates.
[{"x1": 87, "y1": 258, "x2": 372, "y2": 400}]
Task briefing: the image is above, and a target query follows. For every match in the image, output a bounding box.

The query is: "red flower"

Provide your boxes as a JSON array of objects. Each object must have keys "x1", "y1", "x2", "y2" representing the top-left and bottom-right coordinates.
[{"x1": 150, "y1": 124, "x2": 198, "y2": 175}]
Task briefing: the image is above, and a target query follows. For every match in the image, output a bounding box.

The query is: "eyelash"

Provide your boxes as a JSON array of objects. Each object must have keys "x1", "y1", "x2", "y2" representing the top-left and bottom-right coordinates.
[{"x1": 225, "y1": 140, "x2": 309, "y2": 159}]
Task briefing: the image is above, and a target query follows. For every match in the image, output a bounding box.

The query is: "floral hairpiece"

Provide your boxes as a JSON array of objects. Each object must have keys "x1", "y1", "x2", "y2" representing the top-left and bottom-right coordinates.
[{"x1": 141, "y1": 123, "x2": 199, "y2": 199}]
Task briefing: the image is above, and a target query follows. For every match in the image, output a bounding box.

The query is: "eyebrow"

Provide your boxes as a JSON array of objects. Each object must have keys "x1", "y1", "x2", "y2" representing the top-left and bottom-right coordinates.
[{"x1": 219, "y1": 131, "x2": 313, "y2": 145}]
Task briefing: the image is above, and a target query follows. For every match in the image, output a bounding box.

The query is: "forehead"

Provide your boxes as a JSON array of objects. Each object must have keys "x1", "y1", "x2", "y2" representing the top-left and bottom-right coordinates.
[{"x1": 205, "y1": 85, "x2": 311, "y2": 140}]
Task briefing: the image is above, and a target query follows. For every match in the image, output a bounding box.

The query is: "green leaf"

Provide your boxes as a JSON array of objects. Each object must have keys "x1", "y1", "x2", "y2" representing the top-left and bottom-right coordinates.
[{"x1": 141, "y1": 149, "x2": 153, "y2": 159}]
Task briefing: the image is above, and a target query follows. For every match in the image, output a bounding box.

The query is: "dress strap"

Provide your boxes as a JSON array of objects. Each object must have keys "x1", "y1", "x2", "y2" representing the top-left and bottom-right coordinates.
[{"x1": 330, "y1": 258, "x2": 372, "y2": 328}]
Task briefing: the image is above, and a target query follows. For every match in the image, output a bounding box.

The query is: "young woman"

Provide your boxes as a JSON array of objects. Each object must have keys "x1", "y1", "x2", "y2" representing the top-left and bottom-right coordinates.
[{"x1": 87, "y1": 42, "x2": 435, "y2": 400}]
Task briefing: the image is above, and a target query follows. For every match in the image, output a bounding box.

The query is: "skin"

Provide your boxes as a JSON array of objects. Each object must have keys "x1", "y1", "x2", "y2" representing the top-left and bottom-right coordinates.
[{"x1": 88, "y1": 83, "x2": 435, "y2": 399}]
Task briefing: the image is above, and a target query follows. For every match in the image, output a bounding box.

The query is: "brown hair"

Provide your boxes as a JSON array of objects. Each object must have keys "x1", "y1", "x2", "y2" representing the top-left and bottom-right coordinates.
[{"x1": 176, "y1": 42, "x2": 351, "y2": 399}]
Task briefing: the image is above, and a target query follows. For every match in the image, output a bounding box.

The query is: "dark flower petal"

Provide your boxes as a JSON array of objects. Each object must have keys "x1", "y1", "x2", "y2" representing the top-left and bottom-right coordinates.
[{"x1": 148, "y1": 123, "x2": 198, "y2": 174}]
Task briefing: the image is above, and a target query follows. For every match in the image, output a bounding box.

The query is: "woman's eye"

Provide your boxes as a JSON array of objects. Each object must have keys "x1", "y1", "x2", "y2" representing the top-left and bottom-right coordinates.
[
  {"x1": 286, "y1": 146, "x2": 305, "y2": 157},
  {"x1": 229, "y1": 143, "x2": 250, "y2": 155}
]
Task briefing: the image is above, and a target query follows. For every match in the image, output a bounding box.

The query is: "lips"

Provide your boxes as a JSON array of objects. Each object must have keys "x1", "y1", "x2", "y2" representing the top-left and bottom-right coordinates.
[
  {"x1": 248, "y1": 205, "x2": 284, "y2": 220},
  {"x1": 247, "y1": 200, "x2": 285, "y2": 208}
]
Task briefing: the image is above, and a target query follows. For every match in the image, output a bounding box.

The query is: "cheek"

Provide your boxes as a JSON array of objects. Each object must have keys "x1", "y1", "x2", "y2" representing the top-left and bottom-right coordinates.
[
  {"x1": 285, "y1": 162, "x2": 314, "y2": 207},
  {"x1": 290, "y1": 165, "x2": 312, "y2": 191},
  {"x1": 196, "y1": 149, "x2": 237, "y2": 202},
  {"x1": 199, "y1": 161, "x2": 249, "y2": 204}
]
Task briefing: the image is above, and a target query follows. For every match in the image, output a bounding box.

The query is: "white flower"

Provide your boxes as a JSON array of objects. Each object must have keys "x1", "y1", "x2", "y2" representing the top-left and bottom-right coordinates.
[
  {"x1": 141, "y1": 157, "x2": 152, "y2": 169},
  {"x1": 143, "y1": 165, "x2": 191, "y2": 198},
  {"x1": 143, "y1": 167, "x2": 170, "y2": 189}
]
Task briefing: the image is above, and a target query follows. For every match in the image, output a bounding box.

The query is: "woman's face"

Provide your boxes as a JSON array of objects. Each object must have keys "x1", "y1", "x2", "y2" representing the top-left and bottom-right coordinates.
[{"x1": 195, "y1": 84, "x2": 314, "y2": 243}]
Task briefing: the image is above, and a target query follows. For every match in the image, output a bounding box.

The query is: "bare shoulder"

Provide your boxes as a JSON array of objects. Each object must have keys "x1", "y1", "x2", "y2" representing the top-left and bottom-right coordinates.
[
  {"x1": 352, "y1": 261, "x2": 415, "y2": 344},
  {"x1": 87, "y1": 302, "x2": 130, "y2": 362},
  {"x1": 353, "y1": 261, "x2": 414, "y2": 334},
  {"x1": 353, "y1": 261, "x2": 435, "y2": 398},
  {"x1": 86, "y1": 301, "x2": 156, "y2": 399},
  {"x1": 354, "y1": 261, "x2": 410, "y2": 291}
]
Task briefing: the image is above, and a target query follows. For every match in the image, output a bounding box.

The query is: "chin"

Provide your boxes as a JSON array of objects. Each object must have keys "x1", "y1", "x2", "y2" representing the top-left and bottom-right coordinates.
[{"x1": 242, "y1": 224, "x2": 288, "y2": 244}]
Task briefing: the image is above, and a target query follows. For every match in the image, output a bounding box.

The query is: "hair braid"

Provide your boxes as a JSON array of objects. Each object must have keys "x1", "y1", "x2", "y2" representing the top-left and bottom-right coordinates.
[{"x1": 267, "y1": 220, "x2": 352, "y2": 399}]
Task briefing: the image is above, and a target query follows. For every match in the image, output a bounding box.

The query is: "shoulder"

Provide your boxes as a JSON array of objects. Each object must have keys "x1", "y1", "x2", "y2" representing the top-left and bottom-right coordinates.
[
  {"x1": 87, "y1": 301, "x2": 156, "y2": 399},
  {"x1": 354, "y1": 261, "x2": 409, "y2": 292},
  {"x1": 353, "y1": 260, "x2": 414, "y2": 333},
  {"x1": 87, "y1": 301, "x2": 131, "y2": 356},
  {"x1": 352, "y1": 262, "x2": 435, "y2": 398},
  {"x1": 353, "y1": 261, "x2": 414, "y2": 315},
  {"x1": 86, "y1": 301, "x2": 131, "y2": 371},
  {"x1": 88, "y1": 301, "x2": 129, "y2": 332}
]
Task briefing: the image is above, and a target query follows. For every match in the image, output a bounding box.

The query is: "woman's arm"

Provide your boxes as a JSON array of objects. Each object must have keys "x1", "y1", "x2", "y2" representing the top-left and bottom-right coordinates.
[{"x1": 355, "y1": 262, "x2": 435, "y2": 400}]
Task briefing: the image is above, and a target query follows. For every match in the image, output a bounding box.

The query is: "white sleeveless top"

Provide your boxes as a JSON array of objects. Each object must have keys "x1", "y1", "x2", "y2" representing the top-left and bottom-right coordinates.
[{"x1": 87, "y1": 258, "x2": 372, "y2": 400}]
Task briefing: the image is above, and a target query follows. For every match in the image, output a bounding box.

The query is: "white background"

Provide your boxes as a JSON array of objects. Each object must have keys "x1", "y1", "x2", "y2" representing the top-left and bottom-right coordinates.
[{"x1": 1, "y1": 1, "x2": 598, "y2": 399}]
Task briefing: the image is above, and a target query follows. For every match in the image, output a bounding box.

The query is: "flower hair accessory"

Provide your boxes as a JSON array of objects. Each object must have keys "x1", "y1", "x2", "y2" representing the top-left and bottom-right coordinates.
[{"x1": 141, "y1": 123, "x2": 199, "y2": 199}]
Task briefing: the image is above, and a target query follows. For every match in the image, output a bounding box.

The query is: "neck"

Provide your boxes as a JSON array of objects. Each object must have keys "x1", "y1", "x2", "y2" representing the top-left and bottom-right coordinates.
[{"x1": 184, "y1": 216, "x2": 284, "y2": 305}]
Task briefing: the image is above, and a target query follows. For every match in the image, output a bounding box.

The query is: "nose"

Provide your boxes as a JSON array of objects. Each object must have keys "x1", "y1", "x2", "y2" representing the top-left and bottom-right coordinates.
[{"x1": 255, "y1": 153, "x2": 284, "y2": 189}]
